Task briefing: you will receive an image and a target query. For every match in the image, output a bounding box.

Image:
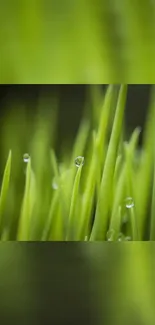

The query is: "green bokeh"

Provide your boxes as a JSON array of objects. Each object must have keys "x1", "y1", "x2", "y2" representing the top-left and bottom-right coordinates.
[
  {"x1": 0, "y1": 243, "x2": 155, "y2": 325},
  {"x1": 0, "y1": 0, "x2": 155, "y2": 83}
]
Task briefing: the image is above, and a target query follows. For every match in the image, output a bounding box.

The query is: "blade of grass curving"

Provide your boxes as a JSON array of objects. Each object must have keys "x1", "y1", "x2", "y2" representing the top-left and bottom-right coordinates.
[
  {"x1": 48, "y1": 206, "x2": 64, "y2": 241},
  {"x1": 49, "y1": 153, "x2": 76, "y2": 239},
  {"x1": 90, "y1": 85, "x2": 127, "y2": 240},
  {"x1": 66, "y1": 164, "x2": 83, "y2": 240},
  {"x1": 90, "y1": 85, "x2": 103, "y2": 129},
  {"x1": 78, "y1": 130, "x2": 99, "y2": 240},
  {"x1": 70, "y1": 118, "x2": 90, "y2": 168},
  {"x1": 124, "y1": 129, "x2": 141, "y2": 241},
  {"x1": 60, "y1": 119, "x2": 90, "y2": 217},
  {"x1": 109, "y1": 163, "x2": 126, "y2": 240},
  {"x1": 107, "y1": 206, "x2": 122, "y2": 241},
  {"x1": 135, "y1": 86, "x2": 155, "y2": 239},
  {"x1": 79, "y1": 86, "x2": 119, "y2": 237},
  {"x1": 81, "y1": 86, "x2": 117, "y2": 198},
  {"x1": 109, "y1": 127, "x2": 141, "y2": 240},
  {"x1": 113, "y1": 154, "x2": 122, "y2": 196},
  {"x1": 0, "y1": 150, "x2": 12, "y2": 234},
  {"x1": 130, "y1": 208, "x2": 138, "y2": 241},
  {"x1": 50, "y1": 149, "x2": 68, "y2": 238},
  {"x1": 96, "y1": 85, "x2": 118, "y2": 169},
  {"x1": 124, "y1": 140, "x2": 140, "y2": 241},
  {"x1": 17, "y1": 158, "x2": 33, "y2": 240},
  {"x1": 42, "y1": 191, "x2": 60, "y2": 240},
  {"x1": 29, "y1": 115, "x2": 53, "y2": 239}
]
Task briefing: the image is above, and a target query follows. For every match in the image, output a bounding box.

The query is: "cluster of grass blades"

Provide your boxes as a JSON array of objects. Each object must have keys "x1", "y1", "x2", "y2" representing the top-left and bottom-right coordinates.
[{"x1": 0, "y1": 84, "x2": 155, "y2": 241}]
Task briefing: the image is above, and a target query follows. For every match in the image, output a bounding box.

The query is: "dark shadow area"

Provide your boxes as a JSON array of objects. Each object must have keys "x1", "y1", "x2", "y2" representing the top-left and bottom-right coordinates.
[
  {"x1": 0, "y1": 243, "x2": 154, "y2": 325},
  {"x1": 0, "y1": 85, "x2": 152, "y2": 149},
  {"x1": 0, "y1": 243, "x2": 111, "y2": 325}
]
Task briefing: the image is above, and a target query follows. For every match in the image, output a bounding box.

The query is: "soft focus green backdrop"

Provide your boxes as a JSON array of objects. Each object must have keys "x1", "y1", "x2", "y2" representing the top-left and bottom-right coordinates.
[
  {"x1": 0, "y1": 243, "x2": 155, "y2": 325},
  {"x1": 0, "y1": 0, "x2": 155, "y2": 83},
  {"x1": 0, "y1": 1, "x2": 155, "y2": 323}
]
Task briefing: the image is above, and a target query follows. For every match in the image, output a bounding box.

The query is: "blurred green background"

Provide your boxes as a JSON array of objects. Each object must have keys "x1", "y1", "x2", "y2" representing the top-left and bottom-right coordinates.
[
  {"x1": 0, "y1": 243, "x2": 155, "y2": 325},
  {"x1": 0, "y1": 0, "x2": 155, "y2": 323},
  {"x1": 0, "y1": 0, "x2": 155, "y2": 83}
]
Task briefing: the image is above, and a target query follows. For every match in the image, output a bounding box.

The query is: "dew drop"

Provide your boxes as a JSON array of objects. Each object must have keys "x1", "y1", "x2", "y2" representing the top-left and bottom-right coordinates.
[
  {"x1": 23, "y1": 153, "x2": 30, "y2": 163},
  {"x1": 106, "y1": 229, "x2": 115, "y2": 241},
  {"x1": 75, "y1": 156, "x2": 84, "y2": 167},
  {"x1": 125, "y1": 197, "x2": 134, "y2": 209}
]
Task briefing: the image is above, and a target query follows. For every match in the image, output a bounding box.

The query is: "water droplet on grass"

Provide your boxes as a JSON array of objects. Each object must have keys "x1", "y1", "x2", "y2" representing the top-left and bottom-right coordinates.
[
  {"x1": 23, "y1": 153, "x2": 30, "y2": 163},
  {"x1": 107, "y1": 229, "x2": 115, "y2": 241},
  {"x1": 125, "y1": 197, "x2": 134, "y2": 209},
  {"x1": 75, "y1": 156, "x2": 84, "y2": 167}
]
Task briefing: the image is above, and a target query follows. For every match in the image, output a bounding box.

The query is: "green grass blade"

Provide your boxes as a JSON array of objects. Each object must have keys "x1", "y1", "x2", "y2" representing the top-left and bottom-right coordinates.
[
  {"x1": 42, "y1": 191, "x2": 60, "y2": 240},
  {"x1": 78, "y1": 131, "x2": 99, "y2": 240},
  {"x1": 17, "y1": 158, "x2": 33, "y2": 240},
  {"x1": 59, "y1": 119, "x2": 90, "y2": 218},
  {"x1": 107, "y1": 206, "x2": 122, "y2": 241},
  {"x1": 50, "y1": 149, "x2": 68, "y2": 238},
  {"x1": 124, "y1": 128, "x2": 141, "y2": 240},
  {"x1": 109, "y1": 127, "x2": 140, "y2": 240},
  {"x1": 124, "y1": 146, "x2": 139, "y2": 241},
  {"x1": 109, "y1": 163, "x2": 126, "y2": 240},
  {"x1": 96, "y1": 85, "x2": 118, "y2": 169},
  {"x1": 89, "y1": 85, "x2": 103, "y2": 129},
  {"x1": 113, "y1": 154, "x2": 122, "y2": 196},
  {"x1": 70, "y1": 119, "x2": 90, "y2": 167},
  {"x1": 66, "y1": 164, "x2": 83, "y2": 240},
  {"x1": 90, "y1": 85, "x2": 127, "y2": 240},
  {"x1": 28, "y1": 115, "x2": 53, "y2": 239},
  {"x1": 78, "y1": 86, "x2": 120, "y2": 240},
  {"x1": 48, "y1": 207, "x2": 63, "y2": 241},
  {"x1": 0, "y1": 150, "x2": 12, "y2": 234},
  {"x1": 50, "y1": 149, "x2": 59, "y2": 180},
  {"x1": 135, "y1": 86, "x2": 155, "y2": 239}
]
